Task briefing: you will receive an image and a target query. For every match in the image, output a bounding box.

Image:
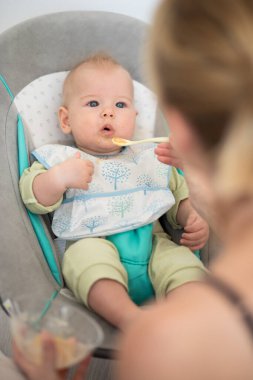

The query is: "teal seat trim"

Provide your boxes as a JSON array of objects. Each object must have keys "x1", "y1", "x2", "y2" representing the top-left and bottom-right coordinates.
[
  {"x1": 176, "y1": 168, "x2": 184, "y2": 177},
  {"x1": 1, "y1": 75, "x2": 62, "y2": 286}
]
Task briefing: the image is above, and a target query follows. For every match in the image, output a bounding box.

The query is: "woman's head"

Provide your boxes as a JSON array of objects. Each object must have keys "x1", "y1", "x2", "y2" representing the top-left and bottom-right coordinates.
[{"x1": 150, "y1": 0, "x2": 253, "y2": 204}]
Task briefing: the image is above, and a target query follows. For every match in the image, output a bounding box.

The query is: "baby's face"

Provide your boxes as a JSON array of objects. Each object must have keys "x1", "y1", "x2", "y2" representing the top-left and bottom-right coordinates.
[{"x1": 59, "y1": 65, "x2": 137, "y2": 154}]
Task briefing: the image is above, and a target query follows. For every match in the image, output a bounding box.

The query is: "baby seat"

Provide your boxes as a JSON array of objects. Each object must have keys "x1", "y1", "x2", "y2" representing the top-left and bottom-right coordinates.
[
  {"x1": 0, "y1": 10, "x2": 218, "y2": 363},
  {"x1": 0, "y1": 10, "x2": 171, "y2": 360}
]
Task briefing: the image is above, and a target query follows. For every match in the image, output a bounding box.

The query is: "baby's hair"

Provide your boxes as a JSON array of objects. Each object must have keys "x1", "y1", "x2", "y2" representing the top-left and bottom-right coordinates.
[
  {"x1": 79, "y1": 52, "x2": 120, "y2": 67},
  {"x1": 63, "y1": 52, "x2": 122, "y2": 104},
  {"x1": 150, "y1": 0, "x2": 253, "y2": 201}
]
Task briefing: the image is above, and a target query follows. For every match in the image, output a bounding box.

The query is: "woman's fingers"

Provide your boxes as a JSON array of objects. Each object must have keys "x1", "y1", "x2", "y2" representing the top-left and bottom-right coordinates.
[
  {"x1": 155, "y1": 141, "x2": 184, "y2": 169},
  {"x1": 13, "y1": 342, "x2": 35, "y2": 377},
  {"x1": 73, "y1": 356, "x2": 91, "y2": 380}
]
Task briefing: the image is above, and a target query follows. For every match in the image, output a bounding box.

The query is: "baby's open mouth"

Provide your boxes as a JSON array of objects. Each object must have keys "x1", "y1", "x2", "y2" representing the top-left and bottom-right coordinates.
[{"x1": 100, "y1": 124, "x2": 115, "y2": 137}]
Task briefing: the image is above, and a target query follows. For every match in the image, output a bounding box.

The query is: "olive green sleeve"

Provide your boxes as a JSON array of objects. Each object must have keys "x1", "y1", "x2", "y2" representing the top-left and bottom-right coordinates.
[
  {"x1": 166, "y1": 167, "x2": 189, "y2": 229},
  {"x1": 19, "y1": 161, "x2": 63, "y2": 214}
]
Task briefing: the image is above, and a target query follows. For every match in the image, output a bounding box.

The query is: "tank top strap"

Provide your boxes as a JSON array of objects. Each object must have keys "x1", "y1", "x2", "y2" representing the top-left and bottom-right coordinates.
[{"x1": 205, "y1": 274, "x2": 253, "y2": 340}]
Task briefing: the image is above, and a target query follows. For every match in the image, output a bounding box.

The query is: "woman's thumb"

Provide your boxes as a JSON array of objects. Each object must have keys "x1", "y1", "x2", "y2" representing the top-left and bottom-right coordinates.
[{"x1": 40, "y1": 331, "x2": 57, "y2": 370}]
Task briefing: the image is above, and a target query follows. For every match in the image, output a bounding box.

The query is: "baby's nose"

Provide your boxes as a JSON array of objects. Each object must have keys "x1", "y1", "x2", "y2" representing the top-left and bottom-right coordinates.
[{"x1": 101, "y1": 108, "x2": 114, "y2": 118}]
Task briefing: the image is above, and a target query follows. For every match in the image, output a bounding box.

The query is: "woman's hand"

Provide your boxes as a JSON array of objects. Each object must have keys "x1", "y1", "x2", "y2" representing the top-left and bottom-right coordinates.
[
  {"x1": 13, "y1": 332, "x2": 90, "y2": 380},
  {"x1": 155, "y1": 136, "x2": 183, "y2": 170}
]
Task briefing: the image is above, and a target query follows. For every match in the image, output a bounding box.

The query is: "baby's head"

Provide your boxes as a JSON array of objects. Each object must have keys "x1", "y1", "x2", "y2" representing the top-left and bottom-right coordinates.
[{"x1": 59, "y1": 53, "x2": 138, "y2": 154}]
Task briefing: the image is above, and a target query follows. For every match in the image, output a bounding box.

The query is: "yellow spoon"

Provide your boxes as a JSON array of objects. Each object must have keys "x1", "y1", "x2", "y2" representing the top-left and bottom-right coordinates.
[{"x1": 112, "y1": 136, "x2": 169, "y2": 147}]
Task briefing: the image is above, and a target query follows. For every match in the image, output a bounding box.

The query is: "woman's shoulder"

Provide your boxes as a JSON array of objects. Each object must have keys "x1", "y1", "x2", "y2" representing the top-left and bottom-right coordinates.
[{"x1": 117, "y1": 282, "x2": 253, "y2": 380}]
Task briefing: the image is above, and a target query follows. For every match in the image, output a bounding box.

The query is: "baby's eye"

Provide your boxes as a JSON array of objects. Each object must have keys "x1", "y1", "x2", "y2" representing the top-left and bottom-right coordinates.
[
  {"x1": 116, "y1": 102, "x2": 126, "y2": 108},
  {"x1": 87, "y1": 100, "x2": 99, "y2": 107}
]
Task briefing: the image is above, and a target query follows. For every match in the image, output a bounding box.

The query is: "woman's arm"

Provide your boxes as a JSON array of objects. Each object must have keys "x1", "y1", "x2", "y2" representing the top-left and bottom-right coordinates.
[{"x1": 117, "y1": 282, "x2": 253, "y2": 380}]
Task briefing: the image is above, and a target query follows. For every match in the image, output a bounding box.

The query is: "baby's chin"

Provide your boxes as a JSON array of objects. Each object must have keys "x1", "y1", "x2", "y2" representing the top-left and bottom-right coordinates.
[{"x1": 77, "y1": 142, "x2": 121, "y2": 155}]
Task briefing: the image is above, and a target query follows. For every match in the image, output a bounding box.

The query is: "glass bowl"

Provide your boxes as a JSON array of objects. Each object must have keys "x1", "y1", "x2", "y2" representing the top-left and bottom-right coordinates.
[{"x1": 10, "y1": 293, "x2": 103, "y2": 369}]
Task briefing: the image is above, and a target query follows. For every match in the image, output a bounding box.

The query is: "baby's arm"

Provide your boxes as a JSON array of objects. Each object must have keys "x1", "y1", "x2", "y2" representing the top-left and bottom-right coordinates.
[
  {"x1": 20, "y1": 152, "x2": 94, "y2": 210},
  {"x1": 20, "y1": 161, "x2": 62, "y2": 214},
  {"x1": 32, "y1": 152, "x2": 94, "y2": 207},
  {"x1": 166, "y1": 167, "x2": 209, "y2": 251}
]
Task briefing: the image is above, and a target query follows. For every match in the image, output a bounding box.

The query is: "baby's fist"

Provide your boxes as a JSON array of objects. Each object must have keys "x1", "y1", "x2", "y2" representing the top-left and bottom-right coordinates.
[
  {"x1": 59, "y1": 152, "x2": 94, "y2": 190},
  {"x1": 180, "y1": 210, "x2": 209, "y2": 251}
]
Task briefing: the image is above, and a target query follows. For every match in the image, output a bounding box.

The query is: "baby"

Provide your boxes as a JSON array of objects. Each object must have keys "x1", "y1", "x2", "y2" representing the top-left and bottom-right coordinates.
[{"x1": 20, "y1": 53, "x2": 208, "y2": 329}]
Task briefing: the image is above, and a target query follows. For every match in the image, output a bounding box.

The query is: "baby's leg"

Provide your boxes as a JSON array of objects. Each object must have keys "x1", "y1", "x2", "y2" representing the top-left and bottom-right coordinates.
[
  {"x1": 149, "y1": 233, "x2": 207, "y2": 298},
  {"x1": 88, "y1": 278, "x2": 141, "y2": 330},
  {"x1": 62, "y1": 238, "x2": 140, "y2": 330}
]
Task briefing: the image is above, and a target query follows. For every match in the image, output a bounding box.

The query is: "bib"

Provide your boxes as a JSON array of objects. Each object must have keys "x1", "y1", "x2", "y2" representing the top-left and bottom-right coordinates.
[{"x1": 32, "y1": 143, "x2": 175, "y2": 239}]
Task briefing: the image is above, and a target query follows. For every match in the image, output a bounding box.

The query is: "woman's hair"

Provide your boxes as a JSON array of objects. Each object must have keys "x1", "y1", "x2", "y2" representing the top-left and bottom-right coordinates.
[{"x1": 150, "y1": 0, "x2": 253, "y2": 200}]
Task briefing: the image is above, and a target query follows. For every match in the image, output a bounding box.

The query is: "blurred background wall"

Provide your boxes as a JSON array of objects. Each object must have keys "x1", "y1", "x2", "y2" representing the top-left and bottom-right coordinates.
[{"x1": 0, "y1": 0, "x2": 159, "y2": 33}]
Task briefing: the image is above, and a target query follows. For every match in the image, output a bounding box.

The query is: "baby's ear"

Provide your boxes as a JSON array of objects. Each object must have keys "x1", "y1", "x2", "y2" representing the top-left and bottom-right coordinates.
[{"x1": 58, "y1": 106, "x2": 72, "y2": 134}]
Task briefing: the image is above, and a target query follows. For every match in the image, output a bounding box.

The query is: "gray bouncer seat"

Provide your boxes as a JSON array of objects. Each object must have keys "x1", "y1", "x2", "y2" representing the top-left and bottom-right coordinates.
[
  {"x1": 0, "y1": 11, "x2": 219, "y2": 374},
  {"x1": 0, "y1": 10, "x2": 170, "y2": 361}
]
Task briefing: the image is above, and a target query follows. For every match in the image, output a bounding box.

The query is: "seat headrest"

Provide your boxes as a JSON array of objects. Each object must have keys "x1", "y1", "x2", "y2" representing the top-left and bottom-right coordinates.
[{"x1": 14, "y1": 72, "x2": 158, "y2": 149}]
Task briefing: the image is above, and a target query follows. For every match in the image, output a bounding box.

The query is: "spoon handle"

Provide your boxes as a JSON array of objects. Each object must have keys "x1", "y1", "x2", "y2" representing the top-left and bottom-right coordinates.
[
  {"x1": 145, "y1": 137, "x2": 169, "y2": 143},
  {"x1": 131, "y1": 137, "x2": 169, "y2": 145}
]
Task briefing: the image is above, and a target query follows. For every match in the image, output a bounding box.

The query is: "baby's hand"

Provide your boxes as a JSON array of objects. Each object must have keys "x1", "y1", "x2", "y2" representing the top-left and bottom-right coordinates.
[
  {"x1": 57, "y1": 152, "x2": 94, "y2": 190},
  {"x1": 155, "y1": 135, "x2": 183, "y2": 170},
  {"x1": 180, "y1": 210, "x2": 209, "y2": 251}
]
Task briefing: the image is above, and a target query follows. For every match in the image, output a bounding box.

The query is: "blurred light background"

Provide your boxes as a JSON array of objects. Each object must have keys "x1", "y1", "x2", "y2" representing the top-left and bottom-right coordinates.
[{"x1": 0, "y1": 0, "x2": 160, "y2": 34}]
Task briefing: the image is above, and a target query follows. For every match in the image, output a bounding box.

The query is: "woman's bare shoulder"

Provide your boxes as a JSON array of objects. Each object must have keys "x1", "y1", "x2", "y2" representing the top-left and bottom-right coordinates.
[{"x1": 117, "y1": 282, "x2": 253, "y2": 380}]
